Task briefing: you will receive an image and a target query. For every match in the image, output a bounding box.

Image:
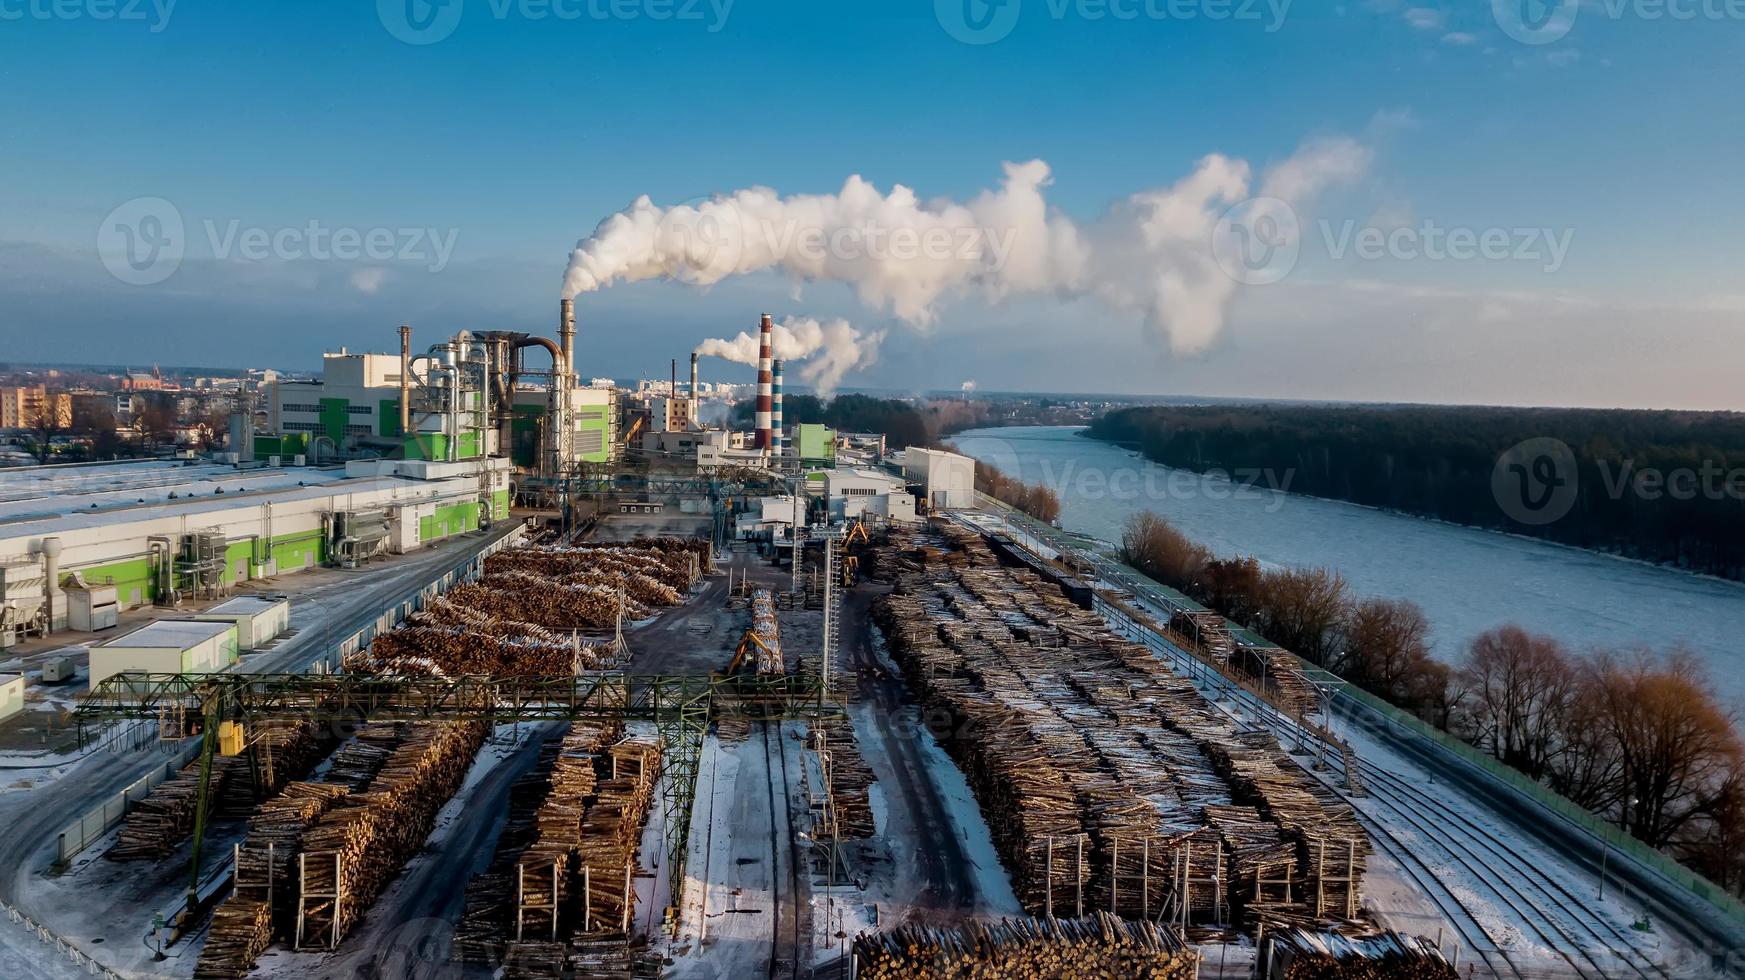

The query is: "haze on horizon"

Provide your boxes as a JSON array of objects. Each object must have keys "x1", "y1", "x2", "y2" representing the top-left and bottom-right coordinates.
[{"x1": 2, "y1": 2, "x2": 1741, "y2": 411}]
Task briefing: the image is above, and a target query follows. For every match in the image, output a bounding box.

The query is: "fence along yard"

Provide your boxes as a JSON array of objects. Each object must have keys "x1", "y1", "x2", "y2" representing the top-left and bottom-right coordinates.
[{"x1": 868, "y1": 522, "x2": 1369, "y2": 937}]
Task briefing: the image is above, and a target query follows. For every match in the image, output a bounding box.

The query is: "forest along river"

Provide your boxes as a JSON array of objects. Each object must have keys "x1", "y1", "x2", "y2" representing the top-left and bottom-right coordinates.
[{"x1": 951, "y1": 425, "x2": 1745, "y2": 709}]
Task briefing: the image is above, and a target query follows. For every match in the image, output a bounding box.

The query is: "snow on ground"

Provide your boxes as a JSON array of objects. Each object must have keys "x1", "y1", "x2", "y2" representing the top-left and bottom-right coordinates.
[{"x1": 0, "y1": 906, "x2": 102, "y2": 980}]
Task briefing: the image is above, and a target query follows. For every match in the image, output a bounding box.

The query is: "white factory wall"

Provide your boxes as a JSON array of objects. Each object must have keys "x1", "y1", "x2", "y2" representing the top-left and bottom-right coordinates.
[
  {"x1": 904, "y1": 447, "x2": 977, "y2": 511},
  {"x1": 190, "y1": 597, "x2": 290, "y2": 651}
]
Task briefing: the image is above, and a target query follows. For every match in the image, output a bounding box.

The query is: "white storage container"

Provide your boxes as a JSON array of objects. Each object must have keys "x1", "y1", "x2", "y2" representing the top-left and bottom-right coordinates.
[
  {"x1": 88, "y1": 619, "x2": 240, "y2": 689},
  {"x1": 189, "y1": 595, "x2": 291, "y2": 651}
]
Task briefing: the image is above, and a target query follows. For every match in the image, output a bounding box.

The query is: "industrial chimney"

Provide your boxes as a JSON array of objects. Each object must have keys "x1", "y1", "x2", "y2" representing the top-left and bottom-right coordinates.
[
  {"x1": 559, "y1": 298, "x2": 577, "y2": 386},
  {"x1": 771, "y1": 359, "x2": 784, "y2": 457},
  {"x1": 755, "y1": 313, "x2": 774, "y2": 450},
  {"x1": 398, "y1": 324, "x2": 412, "y2": 437}
]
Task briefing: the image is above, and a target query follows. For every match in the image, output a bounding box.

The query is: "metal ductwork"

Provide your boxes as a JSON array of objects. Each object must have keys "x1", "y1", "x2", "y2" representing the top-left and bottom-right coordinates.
[{"x1": 399, "y1": 324, "x2": 412, "y2": 438}]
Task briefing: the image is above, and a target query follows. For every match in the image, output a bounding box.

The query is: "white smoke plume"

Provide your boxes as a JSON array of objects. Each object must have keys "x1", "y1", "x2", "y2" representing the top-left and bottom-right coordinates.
[
  {"x1": 694, "y1": 316, "x2": 884, "y2": 398},
  {"x1": 563, "y1": 136, "x2": 1370, "y2": 355}
]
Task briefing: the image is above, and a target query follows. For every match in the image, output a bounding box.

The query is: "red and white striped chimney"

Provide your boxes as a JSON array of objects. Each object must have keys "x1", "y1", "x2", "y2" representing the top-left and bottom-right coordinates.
[{"x1": 754, "y1": 313, "x2": 773, "y2": 450}]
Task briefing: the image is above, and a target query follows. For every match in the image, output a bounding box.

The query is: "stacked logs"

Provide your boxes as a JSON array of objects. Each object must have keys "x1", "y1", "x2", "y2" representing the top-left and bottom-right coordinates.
[
  {"x1": 747, "y1": 588, "x2": 784, "y2": 675},
  {"x1": 852, "y1": 913, "x2": 1198, "y2": 980},
  {"x1": 1231, "y1": 646, "x2": 1321, "y2": 717},
  {"x1": 214, "y1": 722, "x2": 332, "y2": 818},
  {"x1": 295, "y1": 721, "x2": 489, "y2": 949},
  {"x1": 109, "y1": 755, "x2": 250, "y2": 861},
  {"x1": 1261, "y1": 929, "x2": 1457, "y2": 980},
  {"x1": 456, "y1": 739, "x2": 566, "y2": 964},
  {"x1": 869, "y1": 523, "x2": 1368, "y2": 932},
  {"x1": 193, "y1": 900, "x2": 273, "y2": 979},
  {"x1": 500, "y1": 736, "x2": 660, "y2": 978},
  {"x1": 511, "y1": 722, "x2": 623, "y2": 945},
  {"x1": 819, "y1": 724, "x2": 876, "y2": 839},
  {"x1": 352, "y1": 625, "x2": 611, "y2": 677},
  {"x1": 463, "y1": 574, "x2": 650, "y2": 630}
]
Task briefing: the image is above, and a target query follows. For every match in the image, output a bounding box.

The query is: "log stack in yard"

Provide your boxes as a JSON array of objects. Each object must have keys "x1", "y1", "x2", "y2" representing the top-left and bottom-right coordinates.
[
  {"x1": 869, "y1": 522, "x2": 1370, "y2": 936},
  {"x1": 1260, "y1": 928, "x2": 1458, "y2": 980},
  {"x1": 853, "y1": 912, "x2": 1198, "y2": 980},
  {"x1": 294, "y1": 720, "x2": 491, "y2": 949}
]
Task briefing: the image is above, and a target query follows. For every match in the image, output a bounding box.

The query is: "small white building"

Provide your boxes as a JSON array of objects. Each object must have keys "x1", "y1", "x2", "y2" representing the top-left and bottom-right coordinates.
[
  {"x1": 902, "y1": 447, "x2": 977, "y2": 511},
  {"x1": 88, "y1": 619, "x2": 241, "y2": 689},
  {"x1": 190, "y1": 595, "x2": 291, "y2": 651},
  {"x1": 825, "y1": 469, "x2": 919, "y2": 523},
  {"x1": 0, "y1": 673, "x2": 23, "y2": 722}
]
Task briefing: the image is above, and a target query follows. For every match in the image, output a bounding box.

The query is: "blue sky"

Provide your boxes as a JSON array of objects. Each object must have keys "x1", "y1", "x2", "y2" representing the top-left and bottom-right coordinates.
[{"x1": 2, "y1": 1, "x2": 1742, "y2": 408}]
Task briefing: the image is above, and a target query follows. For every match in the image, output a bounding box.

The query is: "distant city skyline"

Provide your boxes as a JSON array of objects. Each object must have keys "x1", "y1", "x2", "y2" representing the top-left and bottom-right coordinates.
[{"x1": 3, "y1": 3, "x2": 1742, "y2": 409}]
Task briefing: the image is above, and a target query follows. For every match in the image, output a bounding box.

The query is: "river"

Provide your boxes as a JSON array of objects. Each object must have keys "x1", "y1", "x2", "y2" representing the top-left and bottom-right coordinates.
[{"x1": 950, "y1": 425, "x2": 1745, "y2": 709}]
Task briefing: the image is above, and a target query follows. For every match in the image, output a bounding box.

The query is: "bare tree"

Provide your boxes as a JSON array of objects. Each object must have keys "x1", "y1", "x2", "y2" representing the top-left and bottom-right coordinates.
[
  {"x1": 1458, "y1": 624, "x2": 1577, "y2": 780},
  {"x1": 21, "y1": 390, "x2": 66, "y2": 463},
  {"x1": 1584, "y1": 650, "x2": 1743, "y2": 847},
  {"x1": 1255, "y1": 566, "x2": 1348, "y2": 666},
  {"x1": 1119, "y1": 511, "x2": 1208, "y2": 591}
]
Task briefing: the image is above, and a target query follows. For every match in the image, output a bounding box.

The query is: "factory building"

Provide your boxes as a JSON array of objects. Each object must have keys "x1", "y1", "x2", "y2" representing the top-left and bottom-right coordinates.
[
  {"x1": 188, "y1": 594, "x2": 291, "y2": 651},
  {"x1": 794, "y1": 423, "x2": 837, "y2": 468},
  {"x1": 268, "y1": 350, "x2": 492, "y2": 462},
  {"x1": 88, "y1": 619, "x2": 240, "y2": 689},
  {"x1": 0, "y1": 456, "x2": 510, "y2": 635},
  {"x1": 901, "y1": 446, "x2": 977, "y2": 510},
  {"x1": 823, "y1": 468, "x2": 918, "y2": 523}
]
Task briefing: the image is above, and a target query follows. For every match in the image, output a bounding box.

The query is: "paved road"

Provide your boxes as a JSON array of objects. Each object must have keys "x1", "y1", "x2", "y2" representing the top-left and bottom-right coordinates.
[{"x1": 836, "y1": 585, "x2": 983, "y2": 920}]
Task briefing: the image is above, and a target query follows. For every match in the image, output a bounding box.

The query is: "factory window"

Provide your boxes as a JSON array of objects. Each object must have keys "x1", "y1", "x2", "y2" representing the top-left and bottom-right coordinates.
[
  {"x1": 574, "y1": 430, "x2": 605, "y2": 454},
  {"x1": 344, "y1": 424, "x2": 373, "y2": 435},
  {"x1": 347, "y1": 405, "x2": 373, "y2": 416},
  {"x1": 843, "y1": 487, "x2": 877, "y2": 496},
  {"x1": 283, "y1": 421, "x2": 321, "y2": 432},
  {"x1": 281, "y1": 403, "x2": 321, "y2": 414}
]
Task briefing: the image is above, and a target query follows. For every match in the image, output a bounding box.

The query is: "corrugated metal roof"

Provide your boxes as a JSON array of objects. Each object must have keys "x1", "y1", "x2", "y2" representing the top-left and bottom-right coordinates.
[{"x1": 94, "y1": 618, "x2": 236, "y2": 649}]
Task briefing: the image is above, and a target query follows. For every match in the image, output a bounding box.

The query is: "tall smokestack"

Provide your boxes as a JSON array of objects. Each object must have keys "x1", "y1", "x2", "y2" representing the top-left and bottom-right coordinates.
[
  {"x1": 755, "y1": 313, "x2": 773, "y2": 450},
  {"x1": 398, "y1": 324, "x2": 412, "y2": 437},
  {"x1": 771, "y1": 359, "x2": 784, "y2": 457},
  {"x1": 559, "y1": 298, "x2": 575, "y2": 387},
  {"x1": 689, "y1": 352, "x2": 701, "y2": 431},
  {"x1": 689, "y1": 352, "x2": 699, "y2": 400}
]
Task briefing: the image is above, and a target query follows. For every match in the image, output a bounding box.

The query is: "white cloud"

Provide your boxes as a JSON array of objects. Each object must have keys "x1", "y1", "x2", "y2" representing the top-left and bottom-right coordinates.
[
  {"x1": 1441, "y1": 31, "x2": 1477, "y2": 45},
  {"x1": 1404, "y1": 7, "x2": 1445, "y2": 30},
  {"x1": 350, "y1": 267, "x2": 388, "y2": 294}
]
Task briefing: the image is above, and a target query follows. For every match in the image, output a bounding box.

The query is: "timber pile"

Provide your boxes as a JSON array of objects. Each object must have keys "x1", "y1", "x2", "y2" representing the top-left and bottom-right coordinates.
[
  {"x1": 193, "y1": 900, "x2": 272, "y2": 979},
  {"x1": 295, "y1": 721, "x2": 489, "y2": 949},
  {"x1": 501, "y1": 736, "x2": 660, "y2": 978},
  {"x1": 869, "y1": 522, "x2": 1369, "y2": 932},
  {"x1": 1262, "y1": 929, "x2": 1456, "y2": 980},
  {"x1": 819, "y1": 724, "x2": 876, "y2": 839},
  {"x1": 513, "y1": 722, "x2": 622, "y2": 944},
  {"x1": 447, "y1": 578, "x2": 645, "y2": 629},
  {"x1": 1231, "y1": 646, "x2": 1321, "y2": 717},
  {"x1": 353, "y1": 625, "x2": 612, "y2": 677},
  {"x1": 109, "y1": 755, "x2": 250, "y2": 861},
  {"x1": 852, "y1": 912, "x2": 1197, "y2": 980},
  {"x1": 1171, "y1": 610, "x2": 1233, "y2": 664},
  {"x1": 748, "y1": 588, "x2": 783, "y2": 675},
  {"x1": 456, "y1": 738, "x2": 567, "y2": 964},
  {"x1": 214, "y1": 721, "x2": 332, "y2": 818},
  {"x1": 408, "y1": 596, "x2": 571, "y2": 644}
]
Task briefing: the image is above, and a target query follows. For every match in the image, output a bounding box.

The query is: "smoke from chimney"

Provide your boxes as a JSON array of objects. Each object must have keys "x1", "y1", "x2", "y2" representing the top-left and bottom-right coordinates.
[
  {"x1": 561, "y1": 136, "x2": 1370, "y2": 355},
  {"x1": 695, "y1": 315, "x2": 883, "y2": 399}
]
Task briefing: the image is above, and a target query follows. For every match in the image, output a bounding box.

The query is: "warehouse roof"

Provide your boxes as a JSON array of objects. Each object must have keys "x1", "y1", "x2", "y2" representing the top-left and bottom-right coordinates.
[
  {"x1": 95, "y1": 619, "x2": 236, "y2": 650},
  {"x1": 0, "y1": 460, "x2": 351, "y2": 526},
  {"x1": 206, "y1": 595, "x2": 289, "y2": 615}
]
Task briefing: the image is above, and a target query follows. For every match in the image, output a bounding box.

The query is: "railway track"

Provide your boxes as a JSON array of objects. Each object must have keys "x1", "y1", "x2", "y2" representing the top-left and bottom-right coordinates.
[{"x1": 763, "y1": 721, "x2": 805, "y2": 980}]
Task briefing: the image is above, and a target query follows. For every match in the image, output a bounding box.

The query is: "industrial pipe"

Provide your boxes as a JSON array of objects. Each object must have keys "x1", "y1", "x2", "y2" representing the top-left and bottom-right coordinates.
[
  {"x1": 41, "y1": 537, "x2": 61, "y2": 633},
  {"x1": 771, "y1": 359, "x2": 784, "y2": 456},
  {"x1": 398, "y1": 324, "x2": 412, "y2": 438},
  {"x1": 559, "y1": 298, "x2": 576, "y2": 385},
  {"x1": 690, "y1": 352, "x2": 700, "y2": 406}
]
